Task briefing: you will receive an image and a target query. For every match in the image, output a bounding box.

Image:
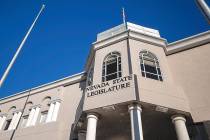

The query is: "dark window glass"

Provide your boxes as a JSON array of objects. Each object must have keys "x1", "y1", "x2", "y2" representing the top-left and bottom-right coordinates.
[
  {"x1": 102, "y1": 69, "x2": 105, "y2": 75},
  {"x1": 144, "y1": 65, "x2": 157, "y2": 74},
  {"x1": 146, "y1": 73, "x2": 158, "y2": 80},
  {"x1": 159, "y1": 76, "x2": 163, "y2": 81},
  {"x1": 4, "y1": 119, "x2": 11, "y2": 130},
  {"x1": 106, "y1": 73, "x2": 117, "y2": 81},
  {"x1": 140, "y1": 64, "x2": 144, "y2": 71},
  {"x1": 119, "y1": 72, "x2": 122, "y2": 77},
  {"x1": 157, "y1": 68, "x2": 161, "y2": 75},
  {"x1": 102, "y1": 77, "x2": 105, "y2": 82},
  {"x1": 107, "y1": 62, "x2": 117, "y2": 74},
  {"x1": 142, "y1": 72, "x2": 145, "y2": 77}
]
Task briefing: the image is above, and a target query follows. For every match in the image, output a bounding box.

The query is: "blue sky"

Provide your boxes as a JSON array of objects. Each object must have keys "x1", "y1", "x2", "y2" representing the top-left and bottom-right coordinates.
[{"x1": 0, "y1": 0, "x2": 209, "y2": 98}]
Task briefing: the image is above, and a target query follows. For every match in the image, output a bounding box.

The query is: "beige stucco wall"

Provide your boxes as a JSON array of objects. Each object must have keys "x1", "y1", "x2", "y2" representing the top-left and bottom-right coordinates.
[
  {"x1": 84, "y1": 74, "x2": 137, "y2": 110},
  {"x1": 167, "y1": 43, "x2": 210, "y2": 122},
  {"x1": 84, "y1": 33, "x2": 190, "y2": 112},
  {"x1": 83, "y1": 39, "x2": 135, "y2": 110},
  {"x1": 93, "y1": 40, "x2": 130, "y2": 84},
  {"x1": 129, "y1": 38, "x2": 190, "y2": 112},
  {"x1": 0, "y1": 80, "x2": 85, "y2": 140}
]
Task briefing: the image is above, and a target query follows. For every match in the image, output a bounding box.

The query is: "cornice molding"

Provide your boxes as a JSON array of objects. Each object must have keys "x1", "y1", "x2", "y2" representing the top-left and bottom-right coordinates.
[
  {"x1": 166, "y1": 30, "x2": 210, "y2": 55},
  {"x1": 0, "y1": 72, "x2": 85, "y2": 103}
]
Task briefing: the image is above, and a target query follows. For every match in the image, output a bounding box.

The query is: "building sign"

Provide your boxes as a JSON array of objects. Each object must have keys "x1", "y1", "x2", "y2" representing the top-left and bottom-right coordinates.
[{"x1": 86, "y1": 75, "x2": 133, "y2": 97}]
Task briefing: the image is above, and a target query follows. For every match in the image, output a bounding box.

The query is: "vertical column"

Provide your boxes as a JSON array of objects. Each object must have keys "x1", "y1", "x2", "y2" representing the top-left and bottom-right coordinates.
[
  {"x1": 128, "y1": 104, "x2": 144, "y2": 140},
  {"x1": 46, "y1": 103, "x2": 55, "y2": 123},
  {"x1": 85, "y1": 113, "x2": 98, "y2": 140},
  {"x1": 171, "y1": 115, "x2": 190, "y2": 140},
  {"x1": 0, "y1": 116, "x2": 2, "y2": 127},
  {"x1": 31, "y1": 107, "x2": 40, "y2": 126},
  {"x1": 26, "y1": 108, "x2": 35, "y2": 127},
  {"x1": 52, "y1": 102, "x2": 60, "y2": 121},
  {"x1": 12, "y1": 112, "x2": 22, "y2": 129},
  {"x1": 8, "y1": 112, "x2": 18, "y2": 130},
  {"x1": 0, "y1": 116, "x2": 6, "y2": 130}
]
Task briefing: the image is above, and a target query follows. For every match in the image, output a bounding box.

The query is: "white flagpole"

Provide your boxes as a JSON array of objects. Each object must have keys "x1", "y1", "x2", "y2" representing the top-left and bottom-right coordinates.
[
  {"x1": 196, "y1": 0, "x2": 210, "y2": 23},
  {"x1": 0, "y1": 4, "x2": 45, "y2": 87},
  {"x1": 122, "y1": 7, "x2": 128, "y2": 29},
  {"x1": 122, "y1": 7, "x2": 126, "y2": 25}
]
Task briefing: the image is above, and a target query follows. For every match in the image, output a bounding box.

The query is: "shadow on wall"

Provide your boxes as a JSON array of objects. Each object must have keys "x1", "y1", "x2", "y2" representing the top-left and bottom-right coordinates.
[{"x1": 69, "y1": 75, "x2": 87, "y2": 140}]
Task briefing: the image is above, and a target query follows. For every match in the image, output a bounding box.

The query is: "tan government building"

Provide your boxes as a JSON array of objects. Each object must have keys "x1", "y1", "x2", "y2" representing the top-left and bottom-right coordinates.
[{"x1": 0, "y1": 22, "x2": 210, "y2": 140}]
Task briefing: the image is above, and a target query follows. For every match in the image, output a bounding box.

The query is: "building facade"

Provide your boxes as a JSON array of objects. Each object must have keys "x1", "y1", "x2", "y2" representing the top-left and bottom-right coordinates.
[{"x1": 0, "y1": 22, "x2": 210, "y2": 140}]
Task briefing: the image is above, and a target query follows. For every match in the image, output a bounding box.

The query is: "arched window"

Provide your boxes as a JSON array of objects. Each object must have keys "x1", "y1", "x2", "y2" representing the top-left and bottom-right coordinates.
[
  {"x1": 139, "y1": 51, "x2": 163, "y2": 81},
  {"x1": 40, "y1": 97, "x2": 51, "y2": 124},
  {"x1": 4, "y1": 106, "x2": 22, "y2": 130},
  {"x1": 102, "y1": 52, "x2": 122, "y2": 82}
]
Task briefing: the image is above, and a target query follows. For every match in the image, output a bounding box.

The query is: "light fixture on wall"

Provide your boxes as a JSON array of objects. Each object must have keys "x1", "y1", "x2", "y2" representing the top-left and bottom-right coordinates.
[
  {"x1": 102, "y1": 105, "x2": 115, "y2": 111},
  {"x1": 155, "y1": 106, "x2": 168, "y2": 113}
]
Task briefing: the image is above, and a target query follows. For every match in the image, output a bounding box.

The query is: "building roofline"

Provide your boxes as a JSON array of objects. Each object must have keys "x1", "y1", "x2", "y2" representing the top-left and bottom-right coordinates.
[
  {"x1": 0, "y1": 71, "x2": 86, "y2": 102},
  {"x1": 84, "y1": 22, "x2": 164, "y2": 71},
  {"x1": 166, "y1": 30, "x2": 210, "y2": 55},
  {"x1": 1, "y1": 23, "x2": 209, "y2": 101}
]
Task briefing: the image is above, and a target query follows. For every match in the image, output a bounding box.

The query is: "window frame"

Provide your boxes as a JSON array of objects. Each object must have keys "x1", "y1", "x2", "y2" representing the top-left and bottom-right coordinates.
[
  {"x1": 139, "y1": 50, "x2": 163, "y2": 81},
  {"x1": 102, "y1": 51, "x2": 122, "y2": 82}
]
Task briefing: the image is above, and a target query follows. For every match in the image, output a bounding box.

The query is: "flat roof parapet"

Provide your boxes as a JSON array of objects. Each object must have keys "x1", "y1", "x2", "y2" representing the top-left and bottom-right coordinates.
[{"x1": 97, "y1": 22, "x2": 160, "y2": 41}]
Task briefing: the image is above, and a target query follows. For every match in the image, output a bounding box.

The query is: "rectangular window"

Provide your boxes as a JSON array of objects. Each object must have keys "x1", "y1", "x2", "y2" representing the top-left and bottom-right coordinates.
[
  {"x1": 4, "y1": 119, "x2": 11, "y2": 130},
  {"x1": 40, "y1": 111, "x2": 48, "y2": 123}
]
